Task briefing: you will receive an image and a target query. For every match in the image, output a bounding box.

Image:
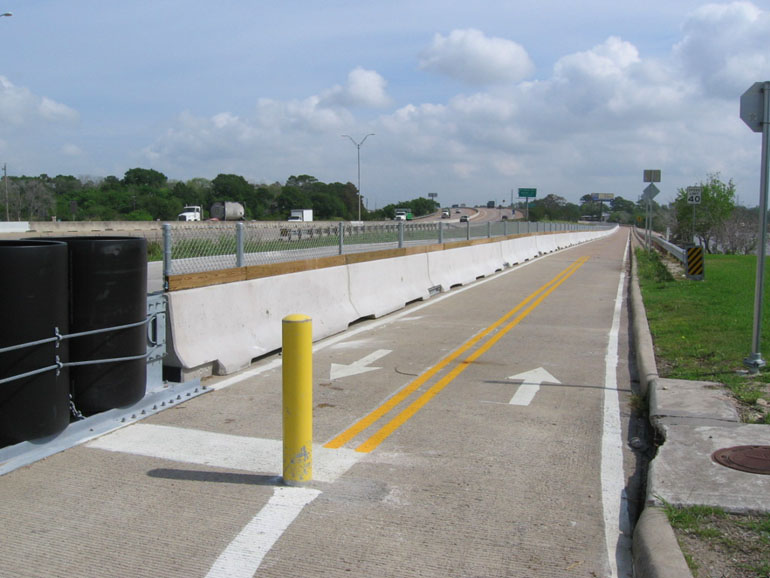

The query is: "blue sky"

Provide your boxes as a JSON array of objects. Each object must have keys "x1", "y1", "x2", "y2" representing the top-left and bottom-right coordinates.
[{"x1": 2, "y1": 1, "x2": 770, "y2": 208}]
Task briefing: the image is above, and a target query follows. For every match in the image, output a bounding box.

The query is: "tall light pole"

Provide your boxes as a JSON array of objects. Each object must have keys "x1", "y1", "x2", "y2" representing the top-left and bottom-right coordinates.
[
  {"x1": 3, "y1": 164, "x2": 8, "y2": 222},
  {"x1": 342, "y1": 133, "x2": 374, "y2": 221}
]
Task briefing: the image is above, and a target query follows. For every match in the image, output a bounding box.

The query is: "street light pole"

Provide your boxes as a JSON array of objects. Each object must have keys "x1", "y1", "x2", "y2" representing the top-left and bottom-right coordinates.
[
  {"x1": 342, "y1": 133, "x2": 374, "y2": 221},
  {"x1": 3, "y1": 164, "x2": 8, "y2": 222}
]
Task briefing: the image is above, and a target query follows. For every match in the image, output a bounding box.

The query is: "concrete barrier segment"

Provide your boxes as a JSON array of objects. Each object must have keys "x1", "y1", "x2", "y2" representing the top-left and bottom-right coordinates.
[
  {"x1": 348, "y1": 252, "x2": 431, "y2": 319},
  {"x1": 426, "y1": 246, "x2": 479, "y2": 291},
  {"x1": 166, "y1": 265, "x2": 357, "y2": 376}
]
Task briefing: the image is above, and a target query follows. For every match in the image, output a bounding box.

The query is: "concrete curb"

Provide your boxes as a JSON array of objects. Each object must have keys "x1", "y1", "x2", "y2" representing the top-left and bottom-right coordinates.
[
  {"x1": 632, "y1": 507, "x2": 693, "y2": 578},
  {"x1": 629, "y1": 237, "x2": 694, "y2": 578}
]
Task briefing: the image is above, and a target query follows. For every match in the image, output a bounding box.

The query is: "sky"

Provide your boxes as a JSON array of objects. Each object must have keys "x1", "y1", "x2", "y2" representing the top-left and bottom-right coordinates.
[{"x1": 2, "y1": 1, "x2": 770, "y2": 209}]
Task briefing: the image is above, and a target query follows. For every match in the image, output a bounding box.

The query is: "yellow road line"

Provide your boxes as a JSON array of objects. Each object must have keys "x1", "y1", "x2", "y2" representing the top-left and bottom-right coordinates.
[
  {"x1": 355, "y1": 256, "x2": 588, "y2": 453},
  {"x1": 323, "y1": 256, "x2": 589, "y2": 451}
]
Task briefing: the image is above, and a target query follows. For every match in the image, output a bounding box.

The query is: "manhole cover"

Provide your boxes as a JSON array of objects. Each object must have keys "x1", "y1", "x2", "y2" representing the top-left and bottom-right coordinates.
[{"x1": 712, "y1": 445, "x2": 770, "y2": 475}]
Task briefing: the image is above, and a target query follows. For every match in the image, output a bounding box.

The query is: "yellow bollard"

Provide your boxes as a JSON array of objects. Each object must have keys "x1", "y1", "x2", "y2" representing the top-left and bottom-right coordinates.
[{"x1": 282, "y1": 314, "x2": 312, "y2": 485}]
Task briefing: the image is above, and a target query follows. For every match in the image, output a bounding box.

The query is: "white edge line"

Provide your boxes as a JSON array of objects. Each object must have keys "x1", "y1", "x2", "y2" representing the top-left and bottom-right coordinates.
[{"x1": 601, "y1": 235, "x2": 633, "y2": 578}]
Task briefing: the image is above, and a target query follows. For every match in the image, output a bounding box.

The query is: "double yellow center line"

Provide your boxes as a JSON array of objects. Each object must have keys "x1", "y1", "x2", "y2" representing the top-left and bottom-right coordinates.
[{"x1": 324, "y1": 256, "x2": 589, "y2": 454}]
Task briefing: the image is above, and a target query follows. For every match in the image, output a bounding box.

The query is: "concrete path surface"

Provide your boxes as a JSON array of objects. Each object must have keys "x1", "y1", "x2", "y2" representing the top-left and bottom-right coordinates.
[{"x1": 0, "y1": 231, "x2": 639, "y2": 577}]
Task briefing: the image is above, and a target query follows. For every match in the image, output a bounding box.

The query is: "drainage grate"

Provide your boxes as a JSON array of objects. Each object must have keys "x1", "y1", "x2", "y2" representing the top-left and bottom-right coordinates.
[{"x1": 712, "y1": 445, "x2": 770, "y2": 475}]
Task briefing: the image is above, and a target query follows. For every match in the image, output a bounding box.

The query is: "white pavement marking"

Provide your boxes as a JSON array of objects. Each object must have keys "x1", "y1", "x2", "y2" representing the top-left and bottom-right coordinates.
[
  {"x1": 601, "y1": 240, "x2": 633, "y2": 578},
  {"x1": 330, "y1": 349, "x2": 391, "y2": 380},
  {"x1": 86, "y1": 423, "x2": 362, "y2": 483},
  {"x1": 205, "y1": 485, "x2": 321, "y2": 578},
  {"x1": 507, "y1": 367, "x2": 561, "y2": 406}
]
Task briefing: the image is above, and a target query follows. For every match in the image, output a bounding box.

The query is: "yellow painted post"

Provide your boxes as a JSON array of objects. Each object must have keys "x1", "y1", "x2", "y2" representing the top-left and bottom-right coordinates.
[{"x1": 282, "y1": 314, "x2": 312, "y2": 485}]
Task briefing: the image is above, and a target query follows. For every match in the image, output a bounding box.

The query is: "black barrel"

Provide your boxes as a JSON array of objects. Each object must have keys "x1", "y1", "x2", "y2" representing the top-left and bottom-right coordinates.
[
  {"x1": 0, "y1": 240, "x2": 70, "y2": 447},
  {"x1": 47, "y1": 236, "x2": 147, "y2": 415}
]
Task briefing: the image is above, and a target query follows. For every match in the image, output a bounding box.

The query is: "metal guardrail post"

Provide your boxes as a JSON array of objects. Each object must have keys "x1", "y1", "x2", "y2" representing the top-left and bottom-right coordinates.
[
  {"x1": 236, "y1": 222, "x2": 244, "y2": 267},
  {"x1": 466, "y1": 220, "x2": 471, "y2": 241},
  {"x1": 398, "y1": 221, "x2": 404, "y2": 248},
  {"x1": 162, "y1": 223, "x2": 172, "y2": 290},
  {"x1": 487, "y1": 222, "x2": 492, "y2": 238},
  {"x1": 338, "y1": 222, "x2": 344, "y2": 255},
  {"x1": 438, "y1": 221, "x2": 444, "y2": 244}
]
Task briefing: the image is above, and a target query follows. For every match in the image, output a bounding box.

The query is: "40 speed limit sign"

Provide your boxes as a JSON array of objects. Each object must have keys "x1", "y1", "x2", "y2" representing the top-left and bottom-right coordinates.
[{"x1": 686, "y1": 186, "x2": 702, "y2": 205}]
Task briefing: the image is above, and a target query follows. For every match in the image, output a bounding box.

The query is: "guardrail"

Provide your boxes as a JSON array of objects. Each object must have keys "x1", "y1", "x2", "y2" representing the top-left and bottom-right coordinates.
[{"x1": 634, "y1": 226, "x2": 686, "y2": 264}]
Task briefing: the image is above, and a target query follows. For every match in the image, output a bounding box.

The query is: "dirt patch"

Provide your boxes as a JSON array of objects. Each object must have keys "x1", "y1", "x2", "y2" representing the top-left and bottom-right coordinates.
[{"x1": 671, "y1": 511, "x2": 770, "y2": 577}]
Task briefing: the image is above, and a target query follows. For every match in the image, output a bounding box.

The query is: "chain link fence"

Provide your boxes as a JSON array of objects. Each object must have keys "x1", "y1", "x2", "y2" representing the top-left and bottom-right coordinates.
[{"x1": 161, "y1": 220, "x2": 609, "y2": 279}]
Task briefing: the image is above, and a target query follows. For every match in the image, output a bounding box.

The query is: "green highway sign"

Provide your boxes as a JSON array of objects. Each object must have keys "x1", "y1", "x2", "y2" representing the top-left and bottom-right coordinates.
[{"x1": 518, "y1": 188, "x2": 537, "y2": 198}]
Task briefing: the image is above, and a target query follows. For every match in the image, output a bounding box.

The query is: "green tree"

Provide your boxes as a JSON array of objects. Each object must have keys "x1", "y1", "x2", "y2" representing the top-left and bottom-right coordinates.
[
  {"x1": 123, "y1": 168, "x2": 167, "y2": 188},
  {"x1": 672, "y1": 173, "x2": 736, "y2": 252},
  {"x1": 212, "y1": 174, "x2": 253, "y2": 201}
]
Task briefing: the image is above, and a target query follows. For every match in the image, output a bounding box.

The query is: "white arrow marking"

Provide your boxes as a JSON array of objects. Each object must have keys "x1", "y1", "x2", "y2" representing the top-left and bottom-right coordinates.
[
  {"x1": 330, "y1": 349, "x2": 391, "y2": 380},
  {"x1": 507, "y1": 367, "x2": 560, "y2": 406}
]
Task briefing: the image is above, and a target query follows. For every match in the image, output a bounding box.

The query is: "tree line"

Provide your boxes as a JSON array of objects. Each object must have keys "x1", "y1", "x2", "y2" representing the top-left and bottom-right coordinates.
[
  {"x1": 0, "y1": 169, "x2": 443, "y2": 223},
  {"x1": 1, "y1": 168, "x2": 759, "y2": 254}
]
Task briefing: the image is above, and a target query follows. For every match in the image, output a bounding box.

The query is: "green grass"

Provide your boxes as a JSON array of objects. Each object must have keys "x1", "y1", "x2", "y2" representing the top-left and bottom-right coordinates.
[{"x1": 635, "y1": 249, "x2": 770, "y2": 413}]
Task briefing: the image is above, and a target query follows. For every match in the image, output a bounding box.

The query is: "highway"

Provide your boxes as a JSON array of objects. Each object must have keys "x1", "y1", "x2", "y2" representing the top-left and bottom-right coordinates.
[{"x1": 0, "y1": 229, "x2": 637, "y2": 577}]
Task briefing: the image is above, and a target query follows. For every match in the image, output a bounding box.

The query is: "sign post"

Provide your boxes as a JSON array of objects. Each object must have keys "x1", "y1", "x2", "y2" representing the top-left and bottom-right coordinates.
[
  {"x1": 686, "y1": 186, "x2": 702, "y2": 243},
  {"x1": 740, "y1": 81, "x2": 770, "y2": 372},
  {"x1": 642, "y1": 172, "x2": 660, "y2": 251},
  {"x1": 518, "y1": 188, "x2": 536, "y2": 221}
]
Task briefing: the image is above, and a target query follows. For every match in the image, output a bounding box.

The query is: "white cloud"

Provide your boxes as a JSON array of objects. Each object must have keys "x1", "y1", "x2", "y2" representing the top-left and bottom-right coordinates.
[
  {"x1": 0, "y1": 76, "x2": 78, "y2": 125},
  {"x1": 320, "y1": 67, "x2": 392, "y2": 108},
  {"x1": 419, "y1": 29, "x2": 534, "y2": 85},
  {"x1": 674, "y1": 1, "x2": 770, "y2": 97}
]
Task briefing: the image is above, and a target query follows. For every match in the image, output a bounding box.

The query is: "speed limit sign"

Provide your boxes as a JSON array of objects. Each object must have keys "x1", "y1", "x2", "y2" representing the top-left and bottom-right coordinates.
[{"x1": 686, "y1": 186, "x2": 702, "y2": 205}]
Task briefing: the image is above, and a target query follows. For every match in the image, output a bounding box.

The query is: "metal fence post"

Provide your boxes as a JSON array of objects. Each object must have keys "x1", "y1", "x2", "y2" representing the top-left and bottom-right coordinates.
[
  {"x1": 487, "y1": 222, "x2": 492, "y2": 238},
  {"x1": 466, "y1": 220, "x2": 470, "y2": 241},
  {"x1": 162, "y1": 223, "x2": 172, "y2": 290},
  {"x1": 338, "y1": 221, "x2": 344, "y2": 255},
  {"x1": 438, "y1": 221, "x2": 444, "y2": 244},
  {"x1": 398, "y1": 221, "x2": 404, "y2": 248},
  {"x1": 236, "y1": 222, "x2": 244, "y2": 267}
]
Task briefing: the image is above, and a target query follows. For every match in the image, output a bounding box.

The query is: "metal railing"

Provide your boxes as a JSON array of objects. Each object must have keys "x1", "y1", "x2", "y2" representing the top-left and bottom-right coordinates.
[
  {"x1": 635, "y1": 226, "x2": 686, "y2": 264},
  {"x1": 0, "y1": 315, "x2": 159, "y2": 388},
  {"x1": 162, "y1": 219, "x2": 611, "y2": 279}
]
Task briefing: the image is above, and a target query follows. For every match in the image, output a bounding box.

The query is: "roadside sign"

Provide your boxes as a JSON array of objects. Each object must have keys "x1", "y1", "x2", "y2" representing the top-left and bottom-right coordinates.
[
  {"x1": 740, "y1": 82, "x2": 766, "y2": 133},
  {"x1": 642, "y1": 183, "x2": 659, "y2": 200},
  {"x1": 643, "y1": 170, "x2": 661, "y2": 183},
  {"x1": 686, "y1": 187, "x2": 702, "y2": 205},
  {"x1": 518, "y1": 188, "x2": 536, "y2": 198},
  {"x1": 686, "y1": 246, "x2": 704, "y2": 280},
  {"x1": 591, "y1": 193, "x2": 614, "y2": 201}
]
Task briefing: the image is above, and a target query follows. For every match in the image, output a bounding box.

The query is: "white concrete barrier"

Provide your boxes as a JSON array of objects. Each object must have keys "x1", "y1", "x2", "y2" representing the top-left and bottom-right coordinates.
[
  {"x1": 0, "y1": 222, "x2": 30, "y2": 234},
  {"x1": 166, "y1": 265, "x2": 358, "y2": 375},
  {"x1": 348, "y1": 252, "x2": 432, "y2": 319},
  {"x1": 166, "y1": 227, "x2": 619, "y2": 378}
]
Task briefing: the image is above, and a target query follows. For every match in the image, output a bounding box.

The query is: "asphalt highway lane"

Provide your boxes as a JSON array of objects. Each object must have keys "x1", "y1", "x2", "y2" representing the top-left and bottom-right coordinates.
[{"x1": 0, "y1": 229, "x2": 635, "y2": 577}]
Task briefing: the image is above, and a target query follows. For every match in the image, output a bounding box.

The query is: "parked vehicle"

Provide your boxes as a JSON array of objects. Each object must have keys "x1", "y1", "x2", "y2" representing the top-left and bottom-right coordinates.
[
  {"x1": 210, "y1": 201, "x2": 245, "y2": 221},
  {"x1": 177, "y1": 206, "x2": 202, "y2": 221},
  {"x1": 288, "y1": 209, "x2": 313, "y2": 222}
]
